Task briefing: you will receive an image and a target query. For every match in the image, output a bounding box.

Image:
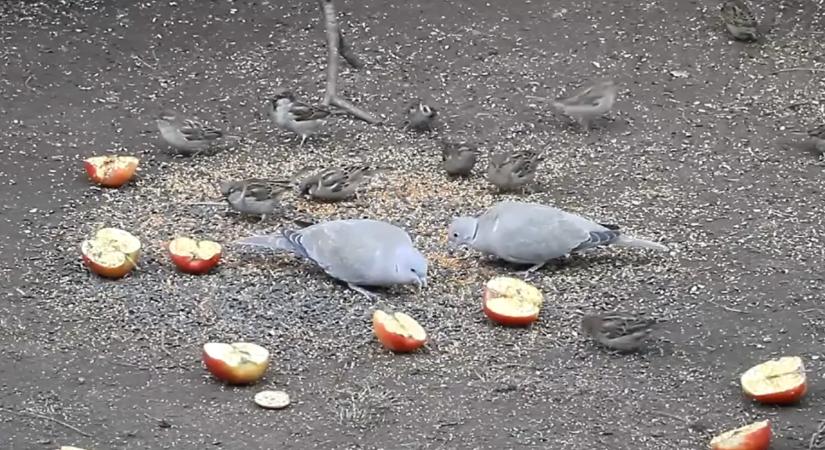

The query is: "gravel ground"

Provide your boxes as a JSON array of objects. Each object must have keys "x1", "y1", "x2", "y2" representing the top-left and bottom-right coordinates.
[{"x1": 1, "y1": 0, "x2": 825, "y2": 449}]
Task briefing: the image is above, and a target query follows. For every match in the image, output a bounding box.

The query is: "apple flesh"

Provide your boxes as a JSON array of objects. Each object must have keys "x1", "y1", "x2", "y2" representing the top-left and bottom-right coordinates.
[
  {"x1": 80, "y1": 227, "x2": 141, "y2": 279},
  {"x1": 202, "y1": 342, "x2": 270, "y2": 385},
  {"x1": 710, "y1": 420, "x2": 771, "y2": 450},
  {"x1": 741, "y1": 356, "x2": 807, "y2": 405},
  {"x1": 83, "y1": 155, "x2": 139, "y2": 188},
  {"x1": 372, "y1": 310, "x2": 427, "y2": 353},
  {"x1": 482, "y1": 277, "x2": 544, "y2": 326},
  {"x1": 168, "y1": 237, "x2": 222, "y2": 274}
]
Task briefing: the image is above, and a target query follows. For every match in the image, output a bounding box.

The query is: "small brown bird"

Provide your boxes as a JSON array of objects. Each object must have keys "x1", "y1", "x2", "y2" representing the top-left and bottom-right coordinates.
[
  {"x1": 581, "y1": 312, "x2": 657, "y2": 352},
  {"x1": 220, "y1": 179, "x2": 292, "y2": 221},
  {"x1": 808, "y1": 124, "x2": 825, "y2": 154},
  {"x1": 297, "y1": 165, "x2": 382, "y2": 202},
  {"x1": 487, "y1": 148, "x2": 542, "y2": 192},
  {"x1": 407, "y1": 100, "x2": 437, "y2": 131},
  {"x1": 720, "y1": 0, "x2": 760, "y2": 41},
  {"x1": 552, "y1": 80, "x2": 618, "y2": 130},
  {"x1": 441, "y1": 141, "x2": 479, "y2": 177}
]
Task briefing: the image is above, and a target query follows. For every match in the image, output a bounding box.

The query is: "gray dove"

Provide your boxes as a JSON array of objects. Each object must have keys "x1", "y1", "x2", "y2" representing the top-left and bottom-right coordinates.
[
  {"x1": 448, "y1": 201, "x2": 669, "y2": 273},
  {"x1": 269, "y1": 91, "x2": 331, "y2": 146},
  {"x1": 720, "y1": 0, "x2": 760, "y2": 41},
  {"x1": 808, "y1": 124, "x2": 825, "y2": 154},
  {"x1": 581, "y1": 312, "x2": 657, "y2": 353},
  {"x1": 223, "y1": 179, "x2": 290, "y2": 221},
  {"x1": 297, "y1": 165, "x2": 381, "y2": 202},
  {"x1": 156, "y1": 109, "x2": 225, "y2": 156},
  {"x1": 441, "y1": 141, "x2": 479, "y2": 177},
  {"x1": 552, "y1": 80, "x2": 617, "y2": 130},
  {"x1": 235, "y1": 219, "x2": 428, "y2": 299},
  {"x1": 407, "y1": 100, "x2": 437, "y2": 131},
  {"x1": 487, "y1": 148, "x2": 542, "y2": 192}
]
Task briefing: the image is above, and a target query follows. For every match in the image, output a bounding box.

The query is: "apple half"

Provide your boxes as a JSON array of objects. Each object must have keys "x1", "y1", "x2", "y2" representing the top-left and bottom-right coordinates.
[
  {"x1": 710, "y1": 420, "x2": 771, "y2": 450},
  {"x1": 168, "y1": 237, "x2": 222, "y2": 274},
  {"x1": 80, "y1": 227, "x2": 141, "y2": 279},
  {"x1": 482, "y1": 276, "x2": 544, "y2": 326},
  {"x1": 372, "y1": 310, "x2": 427, "y2": 353},
  {"x1": 83, "y1": 155, "x2": 139, "y2": 188},
  {"x1": 741, "y1": 356, "x2": 807, "y2": 405},
  {"x1": 202, "y1": 342, "x2": 270, "y2": 385}
]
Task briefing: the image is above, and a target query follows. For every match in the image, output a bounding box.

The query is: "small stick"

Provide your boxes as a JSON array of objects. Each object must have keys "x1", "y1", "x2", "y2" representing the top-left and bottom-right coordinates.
[
  {"x1": 773, "y1": 67, "x2": 825, "y2": 74},
  {"x1": 720, "y1": 305, "x2": 749, "y2": 314},
  {"x1": 0, "y1": 407, "x2": 92, "y2": 437},
  {"x1": 320, "y1": 0, "x2": 380, "y2": 124},
  {"x1": 187, "y1": 201, "x2": 225, "y2": 206}
]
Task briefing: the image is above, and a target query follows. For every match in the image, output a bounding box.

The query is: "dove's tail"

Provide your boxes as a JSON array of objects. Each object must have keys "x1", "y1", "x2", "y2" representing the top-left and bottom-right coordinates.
[
  {"x1": 234, "y1": 234, "x2": 291, "y2": 251},
  {"x1": 614, "y1": 235, "x2": 669, "y2": 252}
]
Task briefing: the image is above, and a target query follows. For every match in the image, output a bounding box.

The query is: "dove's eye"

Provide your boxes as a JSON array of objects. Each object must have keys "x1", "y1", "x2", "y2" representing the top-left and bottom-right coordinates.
[{"x1": 452, "y1": 232, "x2": 459, "y2": 238}]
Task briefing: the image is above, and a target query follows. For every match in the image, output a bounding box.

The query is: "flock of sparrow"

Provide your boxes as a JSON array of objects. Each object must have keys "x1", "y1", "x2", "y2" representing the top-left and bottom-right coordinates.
[{"x1": 147, "y1": 0, "x2": 823, "y2": 353}]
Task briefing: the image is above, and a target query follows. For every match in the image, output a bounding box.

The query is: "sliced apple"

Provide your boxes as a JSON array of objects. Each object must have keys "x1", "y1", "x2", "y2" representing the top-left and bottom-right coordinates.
[
  {"x1": 741, "y1": 356, "x2": 807, "y2": 405},
  {"x1": 168, "y1": 237, "x2": 222, "y2": 275},
  {"x1": 482, "y1": 276, "x2": 544, "y2": 326},
  {"x1": 80, "y1": 227, "x2": 141, "y2": 279},
  {"x1": 710, "y1": 420, "x2": 771, "y2": 450},
  {"x1": 372, "y1": 310, "x2": 427, "y2": 353},
  {"x1": 202, "y1": 342, "x2": 270, "y2": 385},
  {"x1": 83, "y1": 155, "x2": 139, "y2": 188}
]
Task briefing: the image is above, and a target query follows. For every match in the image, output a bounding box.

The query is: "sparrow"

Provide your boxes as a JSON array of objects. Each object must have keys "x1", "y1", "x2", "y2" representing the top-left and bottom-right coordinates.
[
  {"x1": 720, "y1": 0, "x2": 760, "y2": 41},
  {"x1": 269, "y1": 92, "x2": 331, "y2": 146},
  {"x1": 297, "y1": 165, "x2": 381, "y2": 202},
  {"x1": 441, "y1": 141, "x2": 479, "y2": 177},
  {"x1": 218, "y1": 178, "x2": 293, "y2": 198},
  {"x1": 156, "y1": 109, "x2": 224, "y2": 156},
  {"x1": 808, "y1": 124, "x2": 825, "y2": 154},
  {"x1": 487, "y1": 148, "x2": 542, "y2": 192},
  {"x1": 581, "y1": 312, "x2": 658, "y2": 353},
  {"x1": 407, "y1": 100, "x2": 437, "y2": 131},
  {"x1": 223, "y1": 179, "x2": 290, "y2": 221},
  {"x1": 552, "y1": 80, "x2": 618, "y2": 130}
]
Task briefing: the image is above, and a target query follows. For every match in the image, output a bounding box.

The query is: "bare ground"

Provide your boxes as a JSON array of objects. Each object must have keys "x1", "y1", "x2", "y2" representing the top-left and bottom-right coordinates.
[{"x1": 1, "y1": 0, "x2": 824, "y2": 449}]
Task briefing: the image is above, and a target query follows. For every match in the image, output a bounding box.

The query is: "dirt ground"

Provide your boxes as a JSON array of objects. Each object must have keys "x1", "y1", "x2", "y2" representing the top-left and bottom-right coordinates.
[{"x1": 1, "y1": 0, "x2": 824, "y2": 449}]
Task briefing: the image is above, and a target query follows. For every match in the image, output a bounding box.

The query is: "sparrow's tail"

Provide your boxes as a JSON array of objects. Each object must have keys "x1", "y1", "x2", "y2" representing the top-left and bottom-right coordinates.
[
  {"x1": 614, "y1": 235, "x2": 669, "y2": 252},
  {"x1": 234, "y1": 234, "x2": 291, "y2": 251}
]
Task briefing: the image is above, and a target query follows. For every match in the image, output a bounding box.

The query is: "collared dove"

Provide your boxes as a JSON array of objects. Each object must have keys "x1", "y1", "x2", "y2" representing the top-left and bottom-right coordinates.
[
  {"x1": 448, "y1": 200, "x2": 669, "y2": 273},
  {"x1": 236, "y1": 219, "x2": 428, "y2": 299}
]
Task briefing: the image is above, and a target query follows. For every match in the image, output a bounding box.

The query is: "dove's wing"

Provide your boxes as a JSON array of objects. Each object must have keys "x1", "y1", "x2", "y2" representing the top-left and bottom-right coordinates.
[
  {"x1": 295, "y1": 220, "x2": 411, "y2": 285},
  {"x1": 476, "y1": 201, "x2": 611, "y2": 263}
]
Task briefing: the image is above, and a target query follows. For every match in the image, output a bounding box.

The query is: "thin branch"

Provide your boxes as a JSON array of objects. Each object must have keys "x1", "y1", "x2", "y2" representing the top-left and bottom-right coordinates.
[
  {"x1": 0, "y1": 407, "x2": 92, "y2": 437},
  {"x1": 322, "y1": 0, "x2": 338, "y2": 105},
  {"x1": 330, "y1": 96, "x2": 380, "y2": 124},
  {"x1": 319, "y1": 0, "x2": 380, "y2": 124},
  {"x1": 773, "y1": 67, "x2": 825, "y2": 74}
]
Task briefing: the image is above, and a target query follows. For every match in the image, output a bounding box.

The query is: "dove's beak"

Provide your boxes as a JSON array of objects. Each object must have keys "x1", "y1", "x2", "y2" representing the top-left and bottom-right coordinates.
[{"x1": 416, "y1": 277, "x2": 427, "y2": 289}]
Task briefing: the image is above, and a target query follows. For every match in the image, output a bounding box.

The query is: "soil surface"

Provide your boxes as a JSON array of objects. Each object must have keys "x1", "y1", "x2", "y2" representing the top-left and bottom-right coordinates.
[{"x1": 1, "y1": 0, "x2": 824, "y2": 449}]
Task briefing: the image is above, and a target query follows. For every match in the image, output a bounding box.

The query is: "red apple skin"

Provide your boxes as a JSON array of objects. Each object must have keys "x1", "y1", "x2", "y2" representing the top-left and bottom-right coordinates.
[
  {"x1": 83, "y1": 156, "x2": 139, "y2": 188},
  {"x1": 202, "y1": 344, "x2": 269, "y2": 385},
  {"x1": 372, "y1": 312, "x2": 427, "y2": 353},
  {"x1": 169, "y1": 251, "x2": 221, "y2": 275},
  {"x1": 481, "y1": 287, "x2": 540, "y2": 327},
  {"x1": 710, "y1": 420, "x2": 771, "y2": 450},
  {"x1": 81, "y1": 253, "x2": 136, "y2": 279},
  {"x1": 748, "y1": 382, "x2": 807, "y2": 405}
]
